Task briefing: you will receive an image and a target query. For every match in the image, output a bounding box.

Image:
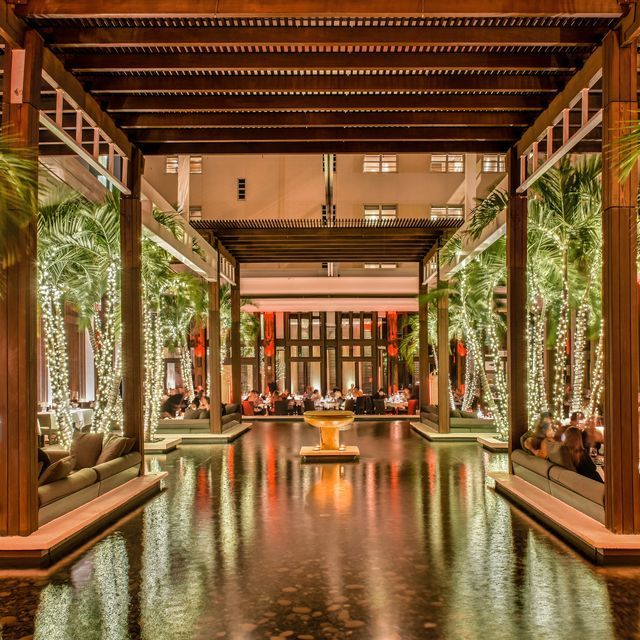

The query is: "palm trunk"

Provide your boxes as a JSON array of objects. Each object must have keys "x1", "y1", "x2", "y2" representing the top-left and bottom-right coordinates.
[
  {"x1": 92, "y1": 262, "x2": 121, "y2": 433},
  {"x1": 40, "y1": 279, "x2": 75, "y2": 446}
]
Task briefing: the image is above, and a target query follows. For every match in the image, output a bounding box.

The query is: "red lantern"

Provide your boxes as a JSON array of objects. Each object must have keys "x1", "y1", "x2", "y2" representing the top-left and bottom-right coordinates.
[
  {"x1": 264, "y1": 312, "x2": 275, "y2": 357},
  {"x1": 387, "y1": 311, "x2": 398, "y2": 357}
]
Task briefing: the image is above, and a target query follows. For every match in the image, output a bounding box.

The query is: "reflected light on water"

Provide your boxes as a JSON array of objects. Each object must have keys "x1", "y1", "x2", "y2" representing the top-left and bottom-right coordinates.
[{"x1": 3, "y1": 422, "x2": 640, "y2": 640}]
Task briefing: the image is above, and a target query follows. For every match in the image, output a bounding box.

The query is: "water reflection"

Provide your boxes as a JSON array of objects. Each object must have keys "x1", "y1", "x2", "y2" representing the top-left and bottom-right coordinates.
[{"x1": 0, "y1": 421, "x2": 638, "y2": 639}]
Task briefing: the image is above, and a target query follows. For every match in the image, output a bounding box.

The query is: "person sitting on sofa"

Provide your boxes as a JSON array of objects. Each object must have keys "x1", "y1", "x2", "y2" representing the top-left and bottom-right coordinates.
[
  {"x1": 561, "y1": 426, "x2": 603, "y2": 483},
  {"x1": 160, "y1": 390, "x2": 184, "y2": 418},
  {"x1": 199, "y1": 396, "x2": 211, "y2": 419},
  {"x1": 524, "y1": 415, "x2": 556, "y2": 458}
]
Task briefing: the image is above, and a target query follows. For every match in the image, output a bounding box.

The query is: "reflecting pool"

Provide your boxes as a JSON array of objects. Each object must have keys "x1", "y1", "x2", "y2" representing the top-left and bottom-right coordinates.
[{"x1": 1, "y1": 421, "x2": 640, "y2": 639}]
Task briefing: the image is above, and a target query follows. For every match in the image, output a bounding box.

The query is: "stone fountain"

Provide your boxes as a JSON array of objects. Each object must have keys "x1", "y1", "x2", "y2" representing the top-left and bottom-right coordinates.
[{"x1": 300, "y1": 410, "x2": 359, "y2": 461}]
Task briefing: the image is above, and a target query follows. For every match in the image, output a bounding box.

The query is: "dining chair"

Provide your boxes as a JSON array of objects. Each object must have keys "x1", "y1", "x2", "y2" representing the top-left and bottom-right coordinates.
[
  {"x1": 274, "y1": 399, "x2": 289, "y2": 415},
  {"x1": 344, "y1": 398, "x2": 355, "y2": 412}
]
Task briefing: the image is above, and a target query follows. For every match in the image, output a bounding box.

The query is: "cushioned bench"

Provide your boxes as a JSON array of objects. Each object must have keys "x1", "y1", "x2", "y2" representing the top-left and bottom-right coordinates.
[
  {"x1": 420, "y1": 404, "x2": 496, "y2": 433},
  {"x1": 158, "y1": 403, "x2": 241, "y2": 434},
  {"x1": 511, "y1": 449, "x2": 605, "y2": 524},
  {"x1": 39, "y1": 433, "x2": 142, "y2": 527}
]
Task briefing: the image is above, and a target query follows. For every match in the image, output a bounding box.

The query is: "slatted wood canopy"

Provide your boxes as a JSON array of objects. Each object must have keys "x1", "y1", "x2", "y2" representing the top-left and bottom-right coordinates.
[
  {"x1": 1, "y1": 0, "x2": 624, "y2": 155},
  {"x1": 191, "y1": 217, "x2": 463, "y2": 262}
]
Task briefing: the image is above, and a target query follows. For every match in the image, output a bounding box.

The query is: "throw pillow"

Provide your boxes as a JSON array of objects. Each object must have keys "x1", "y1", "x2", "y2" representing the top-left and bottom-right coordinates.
[
  {"x1": 460, "y1": 410, "x2": 477, "y2": 419},
  {"x1": 95, "y1": 437, "x2": 129, "y2": 465},
  {"x1": 121, "y1": 437, "x2": 136, "y2": 455},
  {"x1": 70, "y1": 432, "x2": 104, "y2": 469},
  {"x1": 199, "y1": 409, "x2": 210, "y2": 419},
  {"x1": 37, "y1": 448, "x2": 51, "y2": 478},
  {"x1": 225, "y1": 403, "x2": 240, "y2": 415},
  {"x1": 184, "y1": 408, "x2": 201, "y2": 419},
  {"x1": 38, "y1": 455, "x2": 76, "y2": 486}
]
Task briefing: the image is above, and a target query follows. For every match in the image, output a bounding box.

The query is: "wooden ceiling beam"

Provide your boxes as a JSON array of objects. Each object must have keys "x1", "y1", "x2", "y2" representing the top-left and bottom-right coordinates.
[
  {"x1": 40, "y1": 48, "x2": 133, "y2": 157},
  {"x1": 136, "y1": 140, "x2": 511, "y2": 154},
  {"x1": 16, "y1": 0, "x2": 623, "y2": 18},
  {"x1": 43, "y1": 25, "x2": 605, "y2": 48},
  {"x1": 127, "y1": 125, "x2": 520, "y2": 142},
  {"x1": 95, "y1": 93, "x2": 553, "y2": 112},
  {"x1": 0, "y1": 0, "x2": 24, "y2": 48},
  {"x1": 66, "y1": 51, "x2": 582, "y2": 73},
  {"x1": 116, "y1": 110, "x2": 534, "y2": 128},
  {"x1": 82, "y1": 73, "x2": 566, "y2": 94}
]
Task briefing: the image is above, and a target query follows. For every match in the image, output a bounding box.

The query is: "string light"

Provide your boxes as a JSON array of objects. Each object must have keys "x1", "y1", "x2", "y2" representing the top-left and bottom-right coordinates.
[
  {"x1": 92, "y1": 261, "x2": 122, "y2": 433},
  {"x1": 551, "y1": 285, "x2": 570, "y2": 418},
  {"x1": 570, "y1": 303, "x2": 589, "y2": 414},
  {"x1": 39, "y1": 276, "x2": 75, "y2": 447}
]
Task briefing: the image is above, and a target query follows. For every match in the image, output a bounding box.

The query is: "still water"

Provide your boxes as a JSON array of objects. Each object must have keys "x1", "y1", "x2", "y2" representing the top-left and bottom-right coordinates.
[{"x1": 1, "y1": 421, "x2": 640, "y2": 640}]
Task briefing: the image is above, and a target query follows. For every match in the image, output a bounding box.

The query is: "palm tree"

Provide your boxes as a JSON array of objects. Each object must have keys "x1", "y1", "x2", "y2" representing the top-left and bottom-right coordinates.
[
  {"x1": 0, "y1": 137, "x2": 38, "y2": 294},
  {"x1": 164, "y1": 273, "x2": 208, "y2": 402},
  {"x1": 37, "y1": 190, "x2": 93, "y2": 445}
]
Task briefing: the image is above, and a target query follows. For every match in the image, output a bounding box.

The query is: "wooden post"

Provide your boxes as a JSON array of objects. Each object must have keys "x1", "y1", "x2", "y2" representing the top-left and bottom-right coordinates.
[
  {"x1": 0, "y1": 31, "x2": 42, "y2": 536},
  {"x1": 437, "y1": 278, "x2": 450, "y2": 433},
  {"x1": 602, "y1": 29, "x2": 640, "y2": 534},
  {"x1": 208, "y1": 277, "x2": 223, "y2": 434},
  {"x1": 419, "y1": 274, "x2": 429, "y2": 410},
  {"x1": 506, "y1": 146, "x2": 528, "y2": 464},
  {"x1": 230, "y1": 263, "x2": 241, "y2": 404},
  {"x1": 120, "y1": 147, "x2": 145, "y2": 455}
]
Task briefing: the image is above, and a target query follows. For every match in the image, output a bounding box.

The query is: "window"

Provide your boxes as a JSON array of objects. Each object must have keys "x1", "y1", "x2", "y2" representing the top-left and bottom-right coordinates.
[
  {"x1": 363, "y1": 154, "x2": 397, "y2": 173},
  {"x1": 164, "y1": 155, "x2": 202, "y2": 174},
  {"x1": 430, "y1": 205, "x2": 464, "y2": 218},
  {"x1": 430, "y1": 154, "x2": 464, "y2": 173},
  {"x1": 364, "y1": 204, "x2": 397, "y2": 221},
  {"x1": 237, "y1": 178, "x2": 246, "y2": 200},
  {"x1": 188, "y1": 206, "x2": 202, "y2": 220},
  {"x1": 482, "y1": 154, "x2": 506, "y2": 173}
]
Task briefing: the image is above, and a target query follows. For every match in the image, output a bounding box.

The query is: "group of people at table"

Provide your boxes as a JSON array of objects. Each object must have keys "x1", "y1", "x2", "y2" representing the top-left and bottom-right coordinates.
[
  {"x1": 242, "y1": 385, "x2": 417, "y2": 416},
  {"x1": 522, "y1": 411, "x2": 604, "y2": 483}
]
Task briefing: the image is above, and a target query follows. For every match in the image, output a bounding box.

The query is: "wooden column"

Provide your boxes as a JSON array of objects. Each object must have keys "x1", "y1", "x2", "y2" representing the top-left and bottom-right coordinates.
[
  {"x1": 120, "y1": 147, "x2": 145, "y2": 454},
  {"x1": 602, "y1": 29, "x2": 640, "y2": 534},
  {"x1": 230, "y1": 263, "x2": 241, "y2": 404},
  {"x1": 419, "y1": 275, "x2": 429, "y2": 410},
  {"x1": 0, "y1": 31, "x2": 42, "y2": 536},
  {"x1": 506, "y1": 146, "x2": 529, "y2": 464},
  {"x1": 437, "y1": 280, "x2": 450, "y2": 433},
  {"x1": 208, "y1": 277, "x2": 223, "y2": 434},
  {"x1": 371, "y1": 312, "x2": 379, "y2": 394}
]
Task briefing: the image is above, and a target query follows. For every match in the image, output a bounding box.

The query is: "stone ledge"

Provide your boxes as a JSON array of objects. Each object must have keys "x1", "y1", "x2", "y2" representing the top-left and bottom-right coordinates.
[
  {"x1": 492, "y1": 472, "x2": 640, "y2": 566},
  {"x1": 0, "y1": 472, "x2": 167, "y2": 569},
  {"x1": 478, "y1": 436, "x2": 509, "y2": 452},
  {"x1": 177, "y1": 422, "x2": 251, "y2": 443},
  {"x1": 411, "y1": 421, "x2": 500, "y2": 442},
  {"x1": 144, "y1": 435, "x2": 181, "y2": 453}
]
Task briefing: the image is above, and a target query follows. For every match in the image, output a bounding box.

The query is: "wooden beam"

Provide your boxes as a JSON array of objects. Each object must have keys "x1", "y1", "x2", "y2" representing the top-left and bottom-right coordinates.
[
  {"x1": 130, "y1": 126, "x2": 521, "y2": 143},
  {"x1": 208, "y1": 277, "x2": 223, "y2": 434},
  {"x1": 506, "y1": 146, "x2": 528, "y2": 465},
  {"x1": 517, "y1": 46, "x2": 603, "y2": 155},
  {"x1": 100, "y1": 93, "x2": 552, "y2": 113},
  {"x1": 17, "y1": 0, "x2": 623, "y2": 18},
  {"x1": 601, "y1": 29, "x2": 640, "y2": 534},
  {"x1": 0, "y1": 0, "x2": 24, "y2": 48},
  {"x1": 44, "y1": 25, "x2": 604, "y2": 48},
  {"x1": 68, "y1": 51, "x2": 582, "y2": 73},
  {"x1": 230, "y1": 264, "x2": 241, "y2": 405},
  {"x1": 83, "y1": 73, "x2": 565, "y2": 94},
  {"x1": 138, "y1": 140, "x2": 511, "y2": 155},
  {"x1": 116, "y1": 110, "x2": 534, "y2": 129},
  {"x1": 437, "y1": 269, "x2": 450, "y2": 433},
  {"x1": 418, "y1": 277, "x2": 429, "y2": 408},
  {"x1": 41, "y1": 48, "x2": 132, "y2": 158},
  {"x1": 120, "y1": 147, "x2": 145, "y2": 455},
  {"x1": 0, "y1": 30, "x2": 42, "y2": 536}
]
